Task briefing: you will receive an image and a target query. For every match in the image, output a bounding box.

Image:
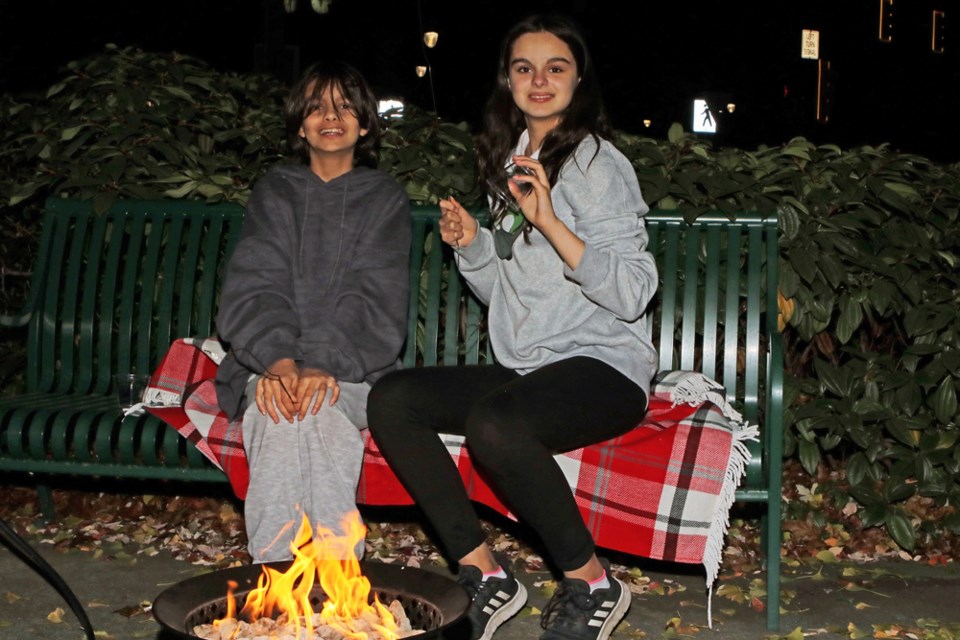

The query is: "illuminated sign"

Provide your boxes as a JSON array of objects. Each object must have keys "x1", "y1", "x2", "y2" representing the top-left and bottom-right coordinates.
[
  {"x1": 802, "y1": 29, "x2": 820, "y2": 59},
  {"x1": 692, "y1": 99, "x2": 717, "y2": 134}
]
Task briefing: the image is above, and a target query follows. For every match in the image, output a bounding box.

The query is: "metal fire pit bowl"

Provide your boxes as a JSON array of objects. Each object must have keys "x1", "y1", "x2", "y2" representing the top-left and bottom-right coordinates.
[{"x1": 153, "y1": 560, "x2": 470, "y2": 639}]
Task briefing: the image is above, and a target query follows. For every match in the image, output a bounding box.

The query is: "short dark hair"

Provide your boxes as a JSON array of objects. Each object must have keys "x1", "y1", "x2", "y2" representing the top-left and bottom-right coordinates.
[{"x1": 285, "y1": 61, "x2": 380, "y2": 168}]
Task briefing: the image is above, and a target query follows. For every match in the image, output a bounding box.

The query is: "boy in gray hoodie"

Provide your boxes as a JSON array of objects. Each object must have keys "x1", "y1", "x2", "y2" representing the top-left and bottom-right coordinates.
[{"x1": 215, "y1": 61, "x2": 410, "y2": 562}]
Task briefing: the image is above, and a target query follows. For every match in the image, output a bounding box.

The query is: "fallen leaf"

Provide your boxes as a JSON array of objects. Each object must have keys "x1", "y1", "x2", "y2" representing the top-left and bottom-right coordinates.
[
  {"x1": 113, "y1": 604, "x2": 146, "y2": 618},
  {"x1": 872, "y1": 624, "x2": 903, "y2": 638},
  {"x1": 815, "y1": 550, "x2": 839, "y2": 563},
  {"x1": 854, "y1": 602, "x2": 873, "y2": 610},
  {"x1": 715, "y1": 583, "x2": 747, "y2": 604},
  {"x1": 2, "y1": 592, "x2": 21, "y2": 604},
  {"x1": 47, "y1": 607, "x2": 65, "y2": 623},
  {"x1": 782, "y1": 628, "x2": 804, "y2": 640}
]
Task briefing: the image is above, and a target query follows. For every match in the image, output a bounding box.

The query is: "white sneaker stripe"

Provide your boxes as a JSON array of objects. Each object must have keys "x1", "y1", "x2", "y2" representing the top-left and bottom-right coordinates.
[{"x1": 482, "y1": 591, "x2": 516, "y2": 615}]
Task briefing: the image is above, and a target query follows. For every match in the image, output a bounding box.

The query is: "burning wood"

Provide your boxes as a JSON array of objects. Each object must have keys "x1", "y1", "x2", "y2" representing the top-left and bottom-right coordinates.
[
  {"x1": 193, "y1": 513, "x2": 424, "y2": 640},
  {"x1": 192, "y1": 598, "x2": 422, "y2": 639}
]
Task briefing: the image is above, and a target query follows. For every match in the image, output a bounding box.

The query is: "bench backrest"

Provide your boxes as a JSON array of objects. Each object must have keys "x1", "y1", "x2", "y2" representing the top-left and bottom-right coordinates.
[
  {"x1": 23, "y1": 198, "x2": 246, "y2": 395},
  {"x1": 24, "y1": 199, "x2": 779, "y2": 440}
]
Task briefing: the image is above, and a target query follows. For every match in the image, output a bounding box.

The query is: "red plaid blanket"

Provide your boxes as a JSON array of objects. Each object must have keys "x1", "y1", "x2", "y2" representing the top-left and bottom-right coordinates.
[{"x1": 144, "y1": 338, "x2": 756, "y2": 588}]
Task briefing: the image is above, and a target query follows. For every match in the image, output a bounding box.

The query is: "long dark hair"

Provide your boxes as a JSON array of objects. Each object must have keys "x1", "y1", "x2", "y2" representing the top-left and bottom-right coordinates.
[
  {"x1": 477, "y1": 14, "x2": 611, "y2": 224},
  {"x1": 285, "y1": 61, "x2": 380, "y2": 168}
]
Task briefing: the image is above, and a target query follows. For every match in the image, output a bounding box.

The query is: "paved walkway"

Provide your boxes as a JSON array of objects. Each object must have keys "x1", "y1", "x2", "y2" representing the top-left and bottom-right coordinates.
[{"x1": 2, "y1": 534, "x2": 960, "y2": 640}]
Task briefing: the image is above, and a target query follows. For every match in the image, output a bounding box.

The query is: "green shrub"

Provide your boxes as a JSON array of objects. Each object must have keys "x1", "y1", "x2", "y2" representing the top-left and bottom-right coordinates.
[{"x1": 615, "y1": 124, "x2": 960, "y2": 551}]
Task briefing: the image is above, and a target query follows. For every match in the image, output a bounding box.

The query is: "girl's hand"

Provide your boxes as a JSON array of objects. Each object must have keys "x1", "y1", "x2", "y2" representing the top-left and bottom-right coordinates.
[
  {"x1": 439, "y1": 196, "x2": 478, "y2": 248},
  {"x1": 295, "y1": 367, "x2": 340, "y2": 419},
  {"x1": 257, "y1": 358, "x2": 300, "y2": 424},
  {"x1": 508, "y1": 155, "x2": 558, "y2": 230},
  {"x1": 508, "y1": 155, "x2": 586, "y2": 269}
]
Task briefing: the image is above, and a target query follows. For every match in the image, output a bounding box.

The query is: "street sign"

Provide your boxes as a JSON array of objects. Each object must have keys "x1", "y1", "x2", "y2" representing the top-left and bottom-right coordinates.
[
  {"x1": 692, "y1": 99, "x2": 717, "y2": 134},
  {"x1": 802, "y1": 29, "x2": 820, "y2": 59}
]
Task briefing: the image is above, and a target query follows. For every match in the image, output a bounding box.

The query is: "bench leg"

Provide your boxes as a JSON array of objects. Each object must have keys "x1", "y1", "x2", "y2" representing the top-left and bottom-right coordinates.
[
  {"x1": 762, "y1": 500, "x2": 782, "y2": 631},
  {"x1": 37, "y1": 483, "x2": 56, "y2": 522}
]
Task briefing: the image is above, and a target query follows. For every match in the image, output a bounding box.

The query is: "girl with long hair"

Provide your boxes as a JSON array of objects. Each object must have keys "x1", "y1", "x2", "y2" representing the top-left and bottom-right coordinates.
[{"x1": 368, "y1": 15, "x2": 657, "y2": 640}]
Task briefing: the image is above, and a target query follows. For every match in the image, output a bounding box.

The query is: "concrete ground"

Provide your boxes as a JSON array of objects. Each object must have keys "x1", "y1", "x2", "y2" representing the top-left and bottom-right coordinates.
[{"x1": 2, "y1": 534, "x2": 960, "y2": 640}]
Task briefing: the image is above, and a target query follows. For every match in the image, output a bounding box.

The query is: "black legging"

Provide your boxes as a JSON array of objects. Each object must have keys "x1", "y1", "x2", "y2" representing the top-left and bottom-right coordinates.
[{"x1": 366, "y1": 356, "x2": 648, "y2": 572}]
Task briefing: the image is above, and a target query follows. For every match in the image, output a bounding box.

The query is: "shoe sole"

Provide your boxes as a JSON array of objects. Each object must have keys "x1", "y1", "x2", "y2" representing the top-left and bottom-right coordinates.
[
  {"x1": 479, "y1": 580, "x2": 528, "y2": 640},
  {"x1": 592, "y1": 577, "x2": 631, "y2": 640}
]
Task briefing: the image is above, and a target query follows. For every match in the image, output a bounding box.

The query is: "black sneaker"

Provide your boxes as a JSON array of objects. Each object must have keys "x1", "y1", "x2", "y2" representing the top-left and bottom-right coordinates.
[
  {"x1": 457, "y1": 564, "x2": 528, "y2": 640},
  {"x1": 539, "y1": 563, "x2": 631, "y2": 640}
]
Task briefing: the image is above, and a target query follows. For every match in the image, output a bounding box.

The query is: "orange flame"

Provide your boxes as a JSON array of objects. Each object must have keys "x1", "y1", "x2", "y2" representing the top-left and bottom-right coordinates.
[{"x1": 219, "y1": 511, "x2": 401, "y2": 639}]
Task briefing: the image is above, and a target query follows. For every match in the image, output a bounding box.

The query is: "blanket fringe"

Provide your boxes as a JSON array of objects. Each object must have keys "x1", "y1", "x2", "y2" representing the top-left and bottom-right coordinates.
[
  {"x1": 668, "y1": 372, "x2": 759, "y2": 628},
  {"x1": 122, "y1": 388, "x2": 183, "y2": 417}
]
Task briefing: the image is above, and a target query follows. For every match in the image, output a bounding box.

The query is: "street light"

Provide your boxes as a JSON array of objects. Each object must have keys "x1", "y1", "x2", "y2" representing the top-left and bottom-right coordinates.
[
  {"x1": 415, "y1": 66, "x2": 428, "y2": 78},
  {"x1": 727, "y1": 103, "x2": 736, "y2": 114},
  {"x1": 423, "y1": 31, "x2": 439, "y2": 48}
]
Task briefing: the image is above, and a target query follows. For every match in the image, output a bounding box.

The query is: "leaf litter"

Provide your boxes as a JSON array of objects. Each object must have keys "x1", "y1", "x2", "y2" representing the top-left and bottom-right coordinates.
[{"x1": 1, "y1": 461, "x2": 959, "y2": 639}]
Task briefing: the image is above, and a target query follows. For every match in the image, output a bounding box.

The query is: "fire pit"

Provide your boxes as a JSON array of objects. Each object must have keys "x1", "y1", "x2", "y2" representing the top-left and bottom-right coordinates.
[{"x1": 153, "y1": 560, "x2": 470, "y2": 639}]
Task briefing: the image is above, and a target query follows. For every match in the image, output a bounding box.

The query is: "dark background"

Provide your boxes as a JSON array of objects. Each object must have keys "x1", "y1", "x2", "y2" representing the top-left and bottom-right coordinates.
[{"x1": 1, "y1": 0, "x2": 956, "y2": 162}]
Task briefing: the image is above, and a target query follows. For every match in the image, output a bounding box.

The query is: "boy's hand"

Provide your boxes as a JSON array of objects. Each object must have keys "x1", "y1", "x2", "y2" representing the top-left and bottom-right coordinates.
[
  {"x1": 296, "y1": 368, "x2": 340, "y2": 419},
  {"x1": 257, "y1": 358, "x2": 300, "y2": 424}
]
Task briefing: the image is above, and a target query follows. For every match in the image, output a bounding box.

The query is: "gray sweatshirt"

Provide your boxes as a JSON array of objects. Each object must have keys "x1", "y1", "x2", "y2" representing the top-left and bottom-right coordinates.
[
  {"x1": 215, "y1": 163, "x2": 411, "y2": 420},
  {"x1": 456, "y1": 133, "x2": 659, "y2": 397}
]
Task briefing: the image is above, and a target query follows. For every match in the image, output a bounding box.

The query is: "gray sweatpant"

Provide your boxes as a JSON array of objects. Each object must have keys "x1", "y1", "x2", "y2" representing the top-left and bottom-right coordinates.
[{"x1": 240, "y1": 377, "x2": 370, "y2": 563}]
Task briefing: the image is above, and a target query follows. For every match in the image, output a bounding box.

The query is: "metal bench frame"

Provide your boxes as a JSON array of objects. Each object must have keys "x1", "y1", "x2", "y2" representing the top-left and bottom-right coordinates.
[{"x1": 0, "y1": 197, "x2": 782, "y2": 629}]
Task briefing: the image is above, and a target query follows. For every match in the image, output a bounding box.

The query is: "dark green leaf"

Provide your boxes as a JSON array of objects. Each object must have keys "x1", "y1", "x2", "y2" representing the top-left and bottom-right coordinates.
[
  {"x1": 932, "y1": 376, "x2": 958, "y2": 424},
  {"x1": 885, "y1": 419, "x2": 920, "y2": 448},
  {"x1": 883, "y1": 476, "x2": 916, "y2": 502},
  {"x1": 92, "y1": 191, "x2": 117, "y2": 215},
  {"x1": 798, "y1": 439, "x2": 821, "y2": 476},
  {"x1": 844, "y1": 452, "x2": 871, "y2": 488},
  {"x1": 850, "y1": 485, "x2": 885, "y2": 509},
  {"x1": 789, "y1": 246, "x2": 819, "y2": 284},
  {"x1": 836, "y1": 295, "x2": 863, "y2": 344},
  {"x1": 884, "y1": 508, "x2": 916, "y2": 551},
  {"x1": 814, "y1": 359, "x2": 846, "y2": 397}
]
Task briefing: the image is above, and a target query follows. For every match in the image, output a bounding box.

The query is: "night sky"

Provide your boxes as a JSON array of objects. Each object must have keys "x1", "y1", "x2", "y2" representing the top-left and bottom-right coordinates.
[{"x1": 2, "y1": 0, "x2": 957, "y2": 162}]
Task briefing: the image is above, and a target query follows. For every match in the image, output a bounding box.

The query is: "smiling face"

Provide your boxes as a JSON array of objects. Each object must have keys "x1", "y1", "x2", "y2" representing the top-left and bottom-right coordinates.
[
  {"x1": 507, "y1": 31, "x2": 580, "y2": 134},
  {"x1": 298, "y1": 81, "x2": 368, "y2": 172}
]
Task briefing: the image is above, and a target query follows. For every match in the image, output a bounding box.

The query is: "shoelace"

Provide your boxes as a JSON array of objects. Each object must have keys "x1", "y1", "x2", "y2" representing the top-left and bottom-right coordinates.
[
  {"x1": 540, "y1": 583, "x2": 597, "y2": 630},
  {"x1": 458, "y1": 572, "x2": 501, "y2": 604},
  {"x1": 457, "y1": 573, "x2": 481, "y2": 601}
]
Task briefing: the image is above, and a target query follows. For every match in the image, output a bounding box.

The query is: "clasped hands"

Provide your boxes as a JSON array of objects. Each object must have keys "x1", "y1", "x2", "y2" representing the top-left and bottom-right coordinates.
[
  {"x1": 257, "y1": 358, "x2": 339, "y2": 424},
  {"x1": 439, "y1": 155, "x2": 556, "y2": 248}
]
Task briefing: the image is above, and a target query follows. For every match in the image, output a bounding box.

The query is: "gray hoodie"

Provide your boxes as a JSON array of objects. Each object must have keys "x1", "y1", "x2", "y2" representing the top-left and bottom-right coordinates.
[
  {"x1": 456, "y1": 133, "x2": 659, "y2": 397},
  {"x1": 215, "y1": 163, "x2": 411, "y2": 419}
]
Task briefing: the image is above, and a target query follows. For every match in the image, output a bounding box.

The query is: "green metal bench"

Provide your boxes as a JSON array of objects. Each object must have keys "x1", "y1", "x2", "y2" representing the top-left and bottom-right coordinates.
[{"x1": 0, "y1": 196, "x2": 782, "y2": 629}]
